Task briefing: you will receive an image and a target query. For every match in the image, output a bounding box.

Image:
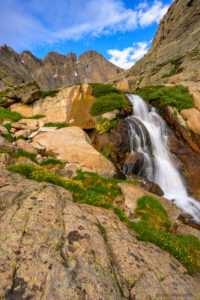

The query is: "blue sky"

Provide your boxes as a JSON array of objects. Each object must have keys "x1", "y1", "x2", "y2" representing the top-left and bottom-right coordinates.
[{"x1": 0, "y1": 0, "x2": 173, "y2": 69}]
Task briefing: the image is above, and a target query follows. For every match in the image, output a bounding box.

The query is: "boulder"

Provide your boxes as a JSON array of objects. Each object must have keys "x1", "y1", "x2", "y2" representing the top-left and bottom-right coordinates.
[
  {"x1": 117, "y1": 182, "x2": 181, "y2": 225},
  {"x1": 0, "y1": 136, "x2": 17, "y2": 154},
  {"x1": 7, "y1": 81, "x2": 40, "y2": 104},
  {"x1": 0, "y1": 125, "x2": 8, "y2": 135},
  {"x1": 123, "y1": 152, "x2": 144, "y2": 176},
  {"x1": 16, "y1": 139, "x2": 37, "y2": 154},
  {"x1": 33, "y1": 126, "x2": 116, "y2": 178},
  {"x1": 30, "y1": 141, "x2": 46, "y2": 155},
  {"x1": 15, "y1": 129, "x2": 30, "y2": 139}
]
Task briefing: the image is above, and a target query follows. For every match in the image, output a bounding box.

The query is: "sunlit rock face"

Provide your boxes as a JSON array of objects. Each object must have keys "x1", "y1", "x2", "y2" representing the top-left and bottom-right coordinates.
[{"x1": 109, "y1": 0, "x2": 200, "y2": 94}]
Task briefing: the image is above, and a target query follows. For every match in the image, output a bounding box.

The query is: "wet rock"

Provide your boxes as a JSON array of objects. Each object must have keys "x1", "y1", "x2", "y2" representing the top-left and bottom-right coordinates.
[
  {"x1": 123, "y1": 152, "x2": 144, "y2": 176},
  {"x1": 128, "y1": 174, "x2": 164, "y2": 196}
]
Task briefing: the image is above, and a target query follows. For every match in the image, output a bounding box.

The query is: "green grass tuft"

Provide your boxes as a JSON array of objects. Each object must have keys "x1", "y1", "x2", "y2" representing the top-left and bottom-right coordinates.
[
  {"x1": 95, "y1": 118, "x2": 119, "y2": 134},
  {"x1": 135, "y1": 195, "x2": 171, "y2": 231},
  {"x1": 3, "y1": 123, "x2": 12, "y2": 132},
  {"x1": 134, "y1": 85, "x2": 195, "y2": 112},
  {"x1": 27, "y1": 114, "x2": 46, "y2": 119},
  {"x1": 40, "y1": 158, "x2": 64, "y2": 166},
  {"x1": 16, "y1": 149, "x2": 36, "y2": 161},
  {"x1": 90, "y1": 83, "x2": 121, "y2": 98},
  {"x1": 90, "y1": 83, "x2": 131, "y2": 116},
  {"x1": 2, "y1": 133, "x2": 14, "y2": 142},
  {"x1": 43, "y1": 122, "x2": 69, "y2": 129},
  {"x1": 16, "y1": 135, "x2": 26, "y2": 140},
  {"x1": 0, "y1": 108, "x2": 23, "y2": 123},
  {"x1": 91, "y1": 93, "x2": 127, "y2": 116},
  {"x1": 40, "y1": 89, "x2": 60, "y2": 98}
]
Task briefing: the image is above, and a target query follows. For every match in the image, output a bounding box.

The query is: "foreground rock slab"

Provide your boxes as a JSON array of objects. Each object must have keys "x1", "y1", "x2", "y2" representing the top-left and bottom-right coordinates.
[
  {"x1": 0, "y1": 169, "x2": 199, "y2": 299},
  {"x1": 33, "y1": 126, "x2": 116, "y2": 178}
]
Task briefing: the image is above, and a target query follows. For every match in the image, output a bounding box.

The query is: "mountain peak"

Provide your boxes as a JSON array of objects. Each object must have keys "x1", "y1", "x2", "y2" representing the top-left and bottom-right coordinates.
[{"x1": 0, "y1": 47, "x2": 122, "y2": 90}]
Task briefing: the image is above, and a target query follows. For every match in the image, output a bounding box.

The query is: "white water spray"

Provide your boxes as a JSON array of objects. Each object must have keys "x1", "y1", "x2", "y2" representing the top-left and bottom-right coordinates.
[{"x1": 125, "y1": 94, "x2": 200, "y2": 224}]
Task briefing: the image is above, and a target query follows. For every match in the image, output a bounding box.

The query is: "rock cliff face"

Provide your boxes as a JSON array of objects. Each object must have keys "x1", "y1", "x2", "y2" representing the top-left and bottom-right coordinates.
[
  {"x1": 0, "y1": 46, "x2": 122, "y2": 90},
  {"x1": 109, "y1": 0, "x2": 200, "y2": 100}
]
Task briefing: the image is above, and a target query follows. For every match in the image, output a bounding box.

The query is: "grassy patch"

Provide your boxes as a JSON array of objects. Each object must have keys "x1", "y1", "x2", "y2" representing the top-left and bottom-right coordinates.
[
  {"x1": 135, "y1": 195, "x2": 171, "y2": 231},
  {"x1": 16, "y1": 149, "x2": 36, "y2": 161},
  {"x1": 43, "y1": 122, "x2": 69, "y2": 129},
  {"x1": 7, "y1": 164, "x2": 137, "y2": 210},
  {"x1": 134, "y1": 85, "x2": 195, "y2": 111},
  {"x1": 91, "y1": 93, "x2": 129, "y2": 116},
  {"x1": 27, "y1": 114, "x2": 46, "y2": 119},
  {"x1": 90, "y1": 83, "x2": 131, "y2": 116},
  {"x1": 129, "y1": 221, "x2": 200, "y2": 274},
  {"x1": 0, "y1": 108, "x2": 23, "y2": 123},
  {"x1": 16, "y1": 135, "x2": 26, "y2": 140},
  {"x1": 124, "y1": 196, "x2": 200, "y2": 275},
  {"x1": 3, "y1": 123, "x2": 12, "y2": 132},
  {"x1": 41, "y1": 89, "x2": 60, "y2": 98},
  {"x1": 95, "y1": 118, "x2": 119, "y2": 135},
  {"x1": 90, "y1": 83, "x2": 121, "y2": 98},
  {"x1": 2, "y1": 133, "x2": 14, "y2": 142},
  {"x1": 40, "y1": 158, "x2": 64, "y2": 167}
]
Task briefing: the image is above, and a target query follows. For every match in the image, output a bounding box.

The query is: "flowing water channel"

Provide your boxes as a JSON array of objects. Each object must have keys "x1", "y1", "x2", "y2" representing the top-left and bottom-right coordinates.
[{"x1": 124, "y1": 94, "x2": 200, "y2": 224}]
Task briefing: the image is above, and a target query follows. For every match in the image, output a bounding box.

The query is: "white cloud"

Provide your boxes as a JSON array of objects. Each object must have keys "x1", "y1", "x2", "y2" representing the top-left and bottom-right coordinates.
[
  {"x1": 0, "y1": 0, "x2": 170, "y2": 51},
  {"x1": 138, "y1": 0, "x2": 169, "y2": 27},
  {"x1": 107, "y1": 42, "x2": 149, "y2": 69}
]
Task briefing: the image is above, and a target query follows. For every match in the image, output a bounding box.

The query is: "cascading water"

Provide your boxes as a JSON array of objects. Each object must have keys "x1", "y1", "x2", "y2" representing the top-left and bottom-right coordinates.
[{"x1": 125, "y1": 94, "x2": 200, "y2": 224}]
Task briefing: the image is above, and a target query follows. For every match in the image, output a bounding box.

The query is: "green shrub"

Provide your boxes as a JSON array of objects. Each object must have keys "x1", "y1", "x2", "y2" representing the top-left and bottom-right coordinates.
[
  {"x1": 43, "y1": 122, "x2": 69, "y2": 129},
  {"x1": 2, "y1": 133, "x2": 14, "y2": 142},
  {"x1": 90, "y1": 83, "x2": 121, "y2": 98},
  {"x1": 0, "y1": 108, "x2": 23, "y2": 123},
  {"x1": 3, "y1": 123, "x2": 12, "y2": 132},
  {"x1": 27, "y1": 114, "x2": 46, "y2": 119},
  {"x1": 41, "y1": 89, "x2": 60, "y2": 98},
  {"x1": 40, "y1": 158, "x2": 64, "y2": 166},
  {"x1": 16, "y1": 135, "x2": 26, "y2": 140},
  {"x1": 90, "y1": 83, "x2": 131, "y2": 116},
  {"x1": 16, "y1": 149, "x2": 36, "y2": 161},
  {"x1": 134, "y1": 86, "x2": 195, "y2": 111},
  {"x1": 95, "y1": 118, "x2": 118, "y2": 134},
  {"x1": 91, "y1": 93, "x2": 126, "y2": 116}
]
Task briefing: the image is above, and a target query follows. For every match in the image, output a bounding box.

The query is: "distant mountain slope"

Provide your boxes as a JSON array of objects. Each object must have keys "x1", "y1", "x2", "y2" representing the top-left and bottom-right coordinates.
[
  {"x1": 0, "y1": 45, "x2": 123, "y2": 90},
  {"x1": 109, "y1": 0, "x2": 200, "y2": 97}
]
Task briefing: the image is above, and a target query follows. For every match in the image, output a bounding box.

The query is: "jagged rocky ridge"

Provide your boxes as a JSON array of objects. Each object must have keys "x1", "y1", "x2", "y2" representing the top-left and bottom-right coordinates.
[{"x1": 0, "y1": 45, "x2": 122, "y2": 90}]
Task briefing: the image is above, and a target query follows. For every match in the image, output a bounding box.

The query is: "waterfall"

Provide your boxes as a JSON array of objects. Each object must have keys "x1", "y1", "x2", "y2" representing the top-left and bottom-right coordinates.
[{"x1": 125, "y1": 94, "x2": 200, "y2": 224}]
